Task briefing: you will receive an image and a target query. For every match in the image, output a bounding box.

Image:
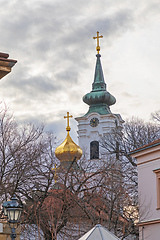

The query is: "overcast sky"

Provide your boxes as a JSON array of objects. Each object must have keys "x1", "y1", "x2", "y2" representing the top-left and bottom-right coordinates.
[{"x1": 0, "y1": 0, "x2": 160, "y2": 142}]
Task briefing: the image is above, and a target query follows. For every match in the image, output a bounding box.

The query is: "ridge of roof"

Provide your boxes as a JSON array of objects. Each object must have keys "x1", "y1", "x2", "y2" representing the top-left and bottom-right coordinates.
[{"x1": 130, "y1": 138, "x2": 160, "y2": 155}]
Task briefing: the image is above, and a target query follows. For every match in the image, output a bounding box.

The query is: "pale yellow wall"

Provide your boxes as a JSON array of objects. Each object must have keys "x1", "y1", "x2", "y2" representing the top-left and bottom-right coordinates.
[
  {"x1": 0, "y1": 222, "x2": 20, "y2": 240},
  {"x1": 131, "y1": 144, "x2": 160, "y2": 240},
  {"x1": 139, "y1": 224, "x2": 160, "y2": 240}
]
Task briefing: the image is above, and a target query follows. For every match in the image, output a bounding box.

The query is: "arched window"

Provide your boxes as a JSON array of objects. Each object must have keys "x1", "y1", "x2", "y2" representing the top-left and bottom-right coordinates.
[{"x1": 90, "y1": 141, "x2": 99, "y2": 159}]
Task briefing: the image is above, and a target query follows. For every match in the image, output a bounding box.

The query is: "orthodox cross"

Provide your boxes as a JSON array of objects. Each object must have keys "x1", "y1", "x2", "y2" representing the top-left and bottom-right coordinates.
[
  {"x1": 52, "y1": 164, "x2": 58, "y2": 183},
  {"x1": 93, "y1": 31, "x2": 103, "y2": 54},
  {"x1": 64, "y1": 112, "x2": 73, "y2": 131}
]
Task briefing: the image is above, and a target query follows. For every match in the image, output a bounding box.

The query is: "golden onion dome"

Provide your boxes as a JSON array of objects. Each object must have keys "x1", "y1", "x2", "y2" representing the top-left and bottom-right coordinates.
[{"x1": 55, "y1": 112, "x2": 82, "y2": 162}]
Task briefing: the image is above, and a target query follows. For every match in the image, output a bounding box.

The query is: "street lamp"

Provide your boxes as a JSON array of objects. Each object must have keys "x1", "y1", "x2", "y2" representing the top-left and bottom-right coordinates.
[{"x1": 2, "y1": 195, "x2": 22, "y2": 240}]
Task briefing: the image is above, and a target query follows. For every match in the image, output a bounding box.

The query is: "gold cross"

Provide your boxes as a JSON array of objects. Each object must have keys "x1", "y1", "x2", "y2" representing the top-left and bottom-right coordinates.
[
  {"x1": 52, "y1": 164, "x2": 58, "y2": 183},
  {"x1": 93, "y1": 31, "x2": 103, "y2": 54},
  {"x1": 64, "y1": 112, "x2": 73, "y2": 131}
]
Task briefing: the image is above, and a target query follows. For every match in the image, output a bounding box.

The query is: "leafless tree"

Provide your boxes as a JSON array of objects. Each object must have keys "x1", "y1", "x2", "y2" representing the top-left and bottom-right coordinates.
[
  {"x1": 101, "y1": 117, "x2": 160, "y2": 166},
  {"x1": 1, "y1": 106, "x2": 151, "y2": 240},
  {"x1": 19, "y1": 154, "x2": 140, "y2": 240},
  {"x1": 99, "y1": 117, "x2": 160, "y2": 239},
  {"x1": 151, "y1": 110, "x2": 160, "y2": 124},
  {"x1": 100, "y1": 117, "x2": 160, "y2": 188}
]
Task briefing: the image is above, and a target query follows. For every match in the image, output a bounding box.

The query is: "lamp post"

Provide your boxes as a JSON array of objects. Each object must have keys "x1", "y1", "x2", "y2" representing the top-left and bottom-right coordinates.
[{"x1": 2, "y1": 195, "x2": 22, "y2": 240}]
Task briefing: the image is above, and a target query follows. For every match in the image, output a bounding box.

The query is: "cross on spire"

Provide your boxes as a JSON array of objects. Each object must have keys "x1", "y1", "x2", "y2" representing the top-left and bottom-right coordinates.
[
  {"x1": 64, "y1": 112, "x2": 73, "y2": 132},
  {"x1": 52, "y1": 164, "x2": 58, "y2": 183},
  {"x1": 93, "y1": 31, "x2": 103, "y2": 54}
]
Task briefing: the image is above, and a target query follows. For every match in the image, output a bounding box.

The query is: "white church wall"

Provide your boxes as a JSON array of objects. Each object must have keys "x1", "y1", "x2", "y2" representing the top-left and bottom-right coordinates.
[{"x1": 76, "y1": 112, "x2": 123, "y2": 161}]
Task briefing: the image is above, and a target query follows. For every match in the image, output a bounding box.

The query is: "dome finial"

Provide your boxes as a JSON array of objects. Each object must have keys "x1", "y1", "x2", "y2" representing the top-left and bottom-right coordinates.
[
  {"x1": 64, "y1": 112, "x2": 73, "y2": 132},
  {"x1": 55, "y1": 112, "x2": 82, "y2": 163},
  {"x1": 93, "y1": 31, "x2": 103, "y2": 54}
]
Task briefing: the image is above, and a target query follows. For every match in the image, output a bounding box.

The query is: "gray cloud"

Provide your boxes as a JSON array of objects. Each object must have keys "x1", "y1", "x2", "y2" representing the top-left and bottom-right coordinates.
[
  {"x1": 121, "y1": 92, "x2": 134, "y2": 98},
  {"x1": 0, "y1": 0, "x2": 159, "y2": 138}
]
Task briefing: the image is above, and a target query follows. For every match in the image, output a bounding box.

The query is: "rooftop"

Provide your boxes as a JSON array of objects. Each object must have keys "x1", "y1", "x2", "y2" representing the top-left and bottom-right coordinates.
[
  {"x1": 130, "y1": 138, "x2": 160, "y2": 155},
  {"x1": 0, "y1": 52, "x2": 17, "y2": 79}
]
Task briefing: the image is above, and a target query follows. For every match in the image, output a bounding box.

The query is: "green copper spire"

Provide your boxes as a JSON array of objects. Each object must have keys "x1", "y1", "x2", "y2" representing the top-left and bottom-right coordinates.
[
  {"x1": 83, "y1": 54, "x2": 116, "y2": 116},
  {"x1": 92, "y1": 53, "x2": 106, "y2": 91}
]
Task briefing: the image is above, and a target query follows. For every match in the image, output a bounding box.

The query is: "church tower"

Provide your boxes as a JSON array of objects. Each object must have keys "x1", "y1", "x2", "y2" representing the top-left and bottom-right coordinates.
[{"x1": 75, "y1": 32, "x2": 124, "y2": 160}]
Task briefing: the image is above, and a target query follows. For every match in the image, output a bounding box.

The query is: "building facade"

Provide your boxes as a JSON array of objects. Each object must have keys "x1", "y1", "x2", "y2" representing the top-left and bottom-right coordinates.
[{"x1": 131, "y1": 139, "x2": 160, "y2": 240}]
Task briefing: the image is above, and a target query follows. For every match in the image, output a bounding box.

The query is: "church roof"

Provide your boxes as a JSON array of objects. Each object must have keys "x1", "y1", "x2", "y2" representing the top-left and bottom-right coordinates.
[
  {"x1": 55, "y1": 131, "x2": 82, "y2": 162},
  {"x1": 83, "y1": 53, "x2": 116, "y2": 116},
  {"x1": 0, "y1": 52, "x2": 17, "y2": 79},
  {"x1": 55, "y1": 112, "x2": 82, "y2": 163},
  {"x1": 78, "y1": 224, "x2": 120, "y2": 240},
  {"x1": 130, "y1": 138, "x2": 160, "y2": 155},
  {"x1": 81, "y1": 31, "x2": 116, "y2": 116}
]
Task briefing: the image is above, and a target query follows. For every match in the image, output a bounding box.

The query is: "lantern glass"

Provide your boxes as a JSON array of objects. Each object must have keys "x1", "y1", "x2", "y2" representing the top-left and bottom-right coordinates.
[
  {"x1": 2, "y1": 200, "x2": 11, "y2": 216},
  {"x1": 7, "y1": 208, "x2": 22, "y2": 222},
  {"x1": 3, "y1": 207, "x2": 7, "y2": 216},
  {"x1": 7, "y1": 208, "x2": 15, "y2": 221},
  {"x1": 15, "y1": 209, "x2": 22, "y2": 221}
]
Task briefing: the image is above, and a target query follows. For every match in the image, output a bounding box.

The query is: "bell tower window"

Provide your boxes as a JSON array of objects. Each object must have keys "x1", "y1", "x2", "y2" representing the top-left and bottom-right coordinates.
[{"x1": 90, "y1": 141, "x2": 99, "y2": 159}]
